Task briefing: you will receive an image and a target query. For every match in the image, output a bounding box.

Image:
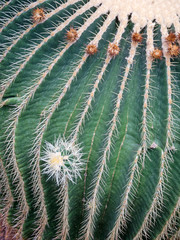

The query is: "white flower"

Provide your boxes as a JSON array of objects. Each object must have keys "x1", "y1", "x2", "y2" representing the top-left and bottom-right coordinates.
[{"x1": 41, "y1": 137, "x2": 83, "y2": 185}]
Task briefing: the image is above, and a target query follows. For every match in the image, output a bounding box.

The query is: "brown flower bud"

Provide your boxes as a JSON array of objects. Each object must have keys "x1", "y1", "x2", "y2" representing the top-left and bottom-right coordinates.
[
  {"x1": 86, "y1": 44, "x2": 98, "y2": 55},
  {"x1": 108, "y1": 43, "x2": 120, "y2": 57},
  {"x1": 32, "y1": 8, "x2": 45, "y2": 23},
  {"x1": 132, "y1": 32, "x2": 143, "y2": 43},
  {"x1": 66, "y1": 28, "x2": 78, "y2": 42},
  {"x1": 151, "y1": 48, "x2": 163, "y2": 60}
]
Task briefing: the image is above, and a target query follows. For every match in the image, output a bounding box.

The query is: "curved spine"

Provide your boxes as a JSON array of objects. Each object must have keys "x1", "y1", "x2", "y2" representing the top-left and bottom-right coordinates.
[
  {"x1": 0, "y1": 0, "x2": 47, "y2": 33},
  {"x1": 72, "y1": 55, "x2": 111, "y2": 142},
  {"x1": 170, "y1": 229, "x2": 180, "y2": 240},
  {"x1": 6, "y1": 8, "x2": 105, "y2": 236},
  {"x1": 72, "y1": 18, "x2": 128, "y2": 142},
  {"x1": 102, "y1": 120, "x2": 128, "y2": 218},
  {"x1": 54, "y1": 179, "x2": 69, "y2": 240},
  {"x1": 108, "y1": 147, "x2": 142, "y2": 240},
  {"x1": 0, "y1": 157, "x2": 13, "y2": 226},
  {"x1": 83, "y1": 105, "x2": 105, "y2": 206},
  {"x1": 156, "y1": 197, "x2": 180, "y2": 240},
  {"x1": 0, "y1": 0, "x2": 97, "y2": 101},
  {"x1": 63, "y1": 95, "x2": 82, "y2": 137},
  {"x1": 141, "y1": 22, "x2": 154, "y2": 166},
  {"x1": 80, "y1": 24, "x2": 139, "y2": 240},
  {"x1": 0, "y1": 0, "x2": 80, "y2": 62},
  {"x1": 0, "y1": 0, "x2": 11, "y2": 11},
  {"x1": 4, "y1": 126, "x2": 29, "y2": 238},
  {"x1": 133, "y1": 24, "x2": 175, "y2": 240},
  {"x1": 33, "y1": 13, "x2": 114, "y2": 238}
]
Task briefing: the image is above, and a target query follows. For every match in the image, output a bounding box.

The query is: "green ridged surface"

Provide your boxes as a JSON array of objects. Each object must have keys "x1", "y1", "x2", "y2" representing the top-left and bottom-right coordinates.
[{"x1": 0, "y1": 0, "x2": 179, "y2": 239}]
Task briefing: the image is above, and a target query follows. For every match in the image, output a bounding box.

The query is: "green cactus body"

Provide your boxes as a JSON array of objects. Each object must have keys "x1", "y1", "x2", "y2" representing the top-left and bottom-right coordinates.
[{"x1": 0, "y1": 0, "x2": 180, "y2": 239}]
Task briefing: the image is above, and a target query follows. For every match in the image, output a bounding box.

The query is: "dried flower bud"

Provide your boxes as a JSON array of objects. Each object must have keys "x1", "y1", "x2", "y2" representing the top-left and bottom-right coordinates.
[
  {"x1": 66, "y1": 28, "x2": 78, "y2": 42},
  {"x1": 132, "y1": 32, "x2": 143, "y2": 43},
  {"x1": 108, "y1": 42, "x2": 120, "y2": 57},
  {"x1": 166, "y1": 32, "x2": 176, "y2": 43},
  {"x1": 168, "y1": 43, "x2": 179, "y2": 57},
  {"x1": 32, "y1": 8, "x2": 45, "y2": 23},
  {"x1": 86, "y1": 44, "x2": 98, "y2": 55},
  {"x1": 151, "y1": 48, "x2": 163, "y2": 60}
]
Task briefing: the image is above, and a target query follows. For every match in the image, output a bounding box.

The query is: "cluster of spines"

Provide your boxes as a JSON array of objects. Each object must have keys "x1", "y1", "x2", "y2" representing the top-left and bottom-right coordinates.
[
  {"x1": 54, "y1": 180, "x2": 69, "y2": 240},
  {"x1": 0, "y1": 0, "x2": 80, "y2": 62},
  {"x1": 141, "y1": 22, "x2": 154, "y2": 166},
  {"x1": 5, "y1": 76, "x2": 49, "y2": 239},
  {"x1": 133, "y1": 24, "x2": 179, "y2": 240},
  {"x1": 170, "y1": 229, "x2": 180, "y2": 240},
  {"x1": 102, "y1": 120, "x2": 128, "y2": 221},
  {"x1": 155, "y1": 197, "x2": 180, "y2": 240},
  {"x1": 107, "y1": 23, "x2": 179, "y2": 240},
  {"x1": 0, "y1": 1, "x2": 87, "y2": 238},
  {"x1": 31, "y1": 11, "x2": 114, "y2": 238},
  {"x1": 108, "y1": 147, "x2": 142, "y2": 239},
  {"x1": 82, "y1": 105, "x2": 105, "y2": 208},
  {"x1": 32, "y1": 13, "x2": 120, "y2": 239},
  {"x1": 0, "y1": 0, "x2": 98, "y2": 101},
  {"x1": 78, "y1": 19, "x2": 134, "y2": 240},
  {"x1": 0, "y1": 4, "x2": 108, "y2": 237},
  {"x1": 3, "y1": 108, "x2": 29, "y2": 238},
  {"x1": 0, "y1": 0, "x2": 47, "y2": 32},
  {"x1": 0, "y1": 0, "x2": 11, "y2": 11},
  {"x1": 93, "y1": 26, "x2": 145, "y2": 240},
  {"x1": 0, "y1": 157, "x2": 13, "y2": 228}
]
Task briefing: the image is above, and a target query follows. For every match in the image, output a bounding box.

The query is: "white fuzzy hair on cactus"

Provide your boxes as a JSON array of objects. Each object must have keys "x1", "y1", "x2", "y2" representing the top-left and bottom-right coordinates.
[{"x1": 41, "y1": 137, "x2": 83, "y2": 185}]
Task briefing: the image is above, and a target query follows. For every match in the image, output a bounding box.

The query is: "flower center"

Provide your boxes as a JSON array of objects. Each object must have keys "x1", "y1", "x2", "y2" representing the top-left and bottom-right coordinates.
[{"x1": 50, "y1": 152, "x2": 65, "y2": 169}]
